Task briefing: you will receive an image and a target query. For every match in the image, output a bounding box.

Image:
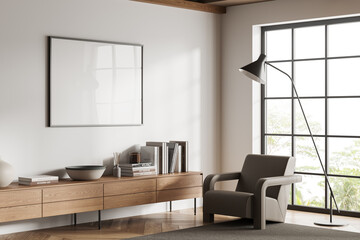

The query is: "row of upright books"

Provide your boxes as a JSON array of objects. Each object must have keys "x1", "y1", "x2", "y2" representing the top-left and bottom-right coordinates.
[{"x1": 144, "y1": 141, "x2": 188, "y2": 174}]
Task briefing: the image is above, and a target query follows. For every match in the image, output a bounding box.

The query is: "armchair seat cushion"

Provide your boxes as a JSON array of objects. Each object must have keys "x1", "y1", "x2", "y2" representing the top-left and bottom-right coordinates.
[{"x1": 204, "y1": 190, "x2": 254, "y2": 218}]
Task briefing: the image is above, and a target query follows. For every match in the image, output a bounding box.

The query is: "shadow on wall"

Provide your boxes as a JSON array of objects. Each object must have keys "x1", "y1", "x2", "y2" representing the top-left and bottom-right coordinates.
[
  {"x1": 102, "y1": 144, "x2": 140, "y2": 176},
  {"x1": 37, "y1": 145, "x2": 141, "y2": 178},
  {"x1": 43, "y1": 169, "x2": 67, "y2": 179},
  {"x1": 149, "y1": 48, "x2": 203, "y2": 172}
]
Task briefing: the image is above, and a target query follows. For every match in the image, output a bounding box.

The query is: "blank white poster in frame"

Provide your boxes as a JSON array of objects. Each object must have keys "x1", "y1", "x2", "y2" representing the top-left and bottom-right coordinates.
[{"x1": 49, "y1": 36, "x2": 143, "y2": 127}]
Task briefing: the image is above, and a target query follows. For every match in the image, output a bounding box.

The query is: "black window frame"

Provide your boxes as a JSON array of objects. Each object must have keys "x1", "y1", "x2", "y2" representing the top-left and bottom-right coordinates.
[{"x1": 261, "y1": 15, "x2": 360, "y2": 218}]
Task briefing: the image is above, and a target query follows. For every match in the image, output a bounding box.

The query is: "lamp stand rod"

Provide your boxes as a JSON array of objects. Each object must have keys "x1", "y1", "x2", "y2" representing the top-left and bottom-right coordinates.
[{"x1": 265, "y1": 62, "x2": 340, "y2": 214}]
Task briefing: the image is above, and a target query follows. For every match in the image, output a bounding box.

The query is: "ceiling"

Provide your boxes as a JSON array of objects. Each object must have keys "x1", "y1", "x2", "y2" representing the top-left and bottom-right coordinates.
[{"x1": 190, "y1": 0, "x2": 273, "y2": 7}]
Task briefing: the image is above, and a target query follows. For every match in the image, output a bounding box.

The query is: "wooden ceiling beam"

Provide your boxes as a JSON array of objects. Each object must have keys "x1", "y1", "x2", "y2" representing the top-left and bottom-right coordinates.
[
  {"x1": 206, "y1": 0, "x2": 273, "y2": 7},
  {"x1": 132, "y1": 0, "x2": 226, "y2": 14}
]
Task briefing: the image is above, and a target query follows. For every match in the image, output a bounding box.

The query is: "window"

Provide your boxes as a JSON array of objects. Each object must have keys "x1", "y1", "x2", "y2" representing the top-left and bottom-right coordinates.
[{"x1": 262, "y1": 16, "x2": 360, "y2": 215}]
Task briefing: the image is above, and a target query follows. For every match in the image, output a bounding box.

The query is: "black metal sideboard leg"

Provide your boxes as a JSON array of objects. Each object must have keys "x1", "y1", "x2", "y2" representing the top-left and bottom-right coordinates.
[
  {"x1": 98, "y1": 210, "x2": 101, "y2": 230},
  {"x1": 170, "y1": 201, "x2": 172, "y2": 212},
  {"x1": 194, "y1": 198, "x2": 196, "y2": 215},
  {"x1": 73, "y1": 213, "x2": 77, "y2": 226}
]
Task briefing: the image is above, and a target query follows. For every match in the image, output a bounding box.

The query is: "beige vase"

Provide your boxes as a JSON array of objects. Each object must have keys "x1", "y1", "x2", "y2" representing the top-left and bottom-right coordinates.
[{"x1": 0, "y1": 159, "x2": 15, "y2": 187}]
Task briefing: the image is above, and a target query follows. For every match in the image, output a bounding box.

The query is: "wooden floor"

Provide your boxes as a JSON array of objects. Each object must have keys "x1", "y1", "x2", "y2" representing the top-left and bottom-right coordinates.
[{"x1": 0, "y1": 208, "x2": 359, "y2": 240}]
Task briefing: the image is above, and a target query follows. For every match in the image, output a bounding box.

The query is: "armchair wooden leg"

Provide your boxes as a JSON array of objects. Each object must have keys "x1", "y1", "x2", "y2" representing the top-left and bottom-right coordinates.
[{"x1": 203, "y1": 212, "x2": 214, "y2": 223}]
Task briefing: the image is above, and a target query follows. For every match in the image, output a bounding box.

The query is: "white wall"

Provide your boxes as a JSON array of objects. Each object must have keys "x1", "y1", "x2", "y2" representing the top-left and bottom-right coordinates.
[
  {"x1": 0, "y1": 0, "x2": 221, "y2": 234},
  {"x1": 221, "y1": 0, "x2": 360, "y2": 189}
]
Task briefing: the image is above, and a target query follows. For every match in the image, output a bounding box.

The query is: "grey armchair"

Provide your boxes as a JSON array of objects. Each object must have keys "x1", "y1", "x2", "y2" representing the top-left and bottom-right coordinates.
[{"x1": 203, "y1": 154, "x2": 302, "y2": 230}]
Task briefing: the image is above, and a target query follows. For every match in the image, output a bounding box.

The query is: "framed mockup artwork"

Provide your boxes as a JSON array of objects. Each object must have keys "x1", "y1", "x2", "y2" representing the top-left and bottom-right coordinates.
[{"x1": 49, "y1": 36, "x2": 143, "y2": 127}]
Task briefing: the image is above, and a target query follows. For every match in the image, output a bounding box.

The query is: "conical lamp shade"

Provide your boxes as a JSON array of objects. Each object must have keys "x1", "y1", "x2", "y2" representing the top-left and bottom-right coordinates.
[{"x1": 239, "y1": 54, "x2": 266, "y2": 84}]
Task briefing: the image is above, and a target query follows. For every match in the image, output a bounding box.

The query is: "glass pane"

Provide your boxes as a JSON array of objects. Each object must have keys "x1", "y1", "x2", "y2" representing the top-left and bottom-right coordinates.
[
  {"x1": 95, "y1": 69, "x2": 113, "y2": 103},
  {"x1": 328, "y1": 98, "x2": 360, "y2": 136},
  {"x1": 294, "y1": 26, "x2": 325, "y2": 59},
  {"x1": 266, "y1": 99, "x2": 291, "y2": 134},
  {"x1": 328, "y1": 21, "x2": 360, "y2": 57},
  {"x1": 328, "y1": 58, "x2": 360, "y2": 96},
  {"x1": 328, "y1": 138, "x2": 360, "y2": 176},
  {"x1": 266, "y1": 62, "x2": 292, "y2": 97},
  {"x1": 330, "y1": 177, "x2": 360, "y2": 212},
  {"x1": 295, "y1": 99, "x2": 325, "y2": 135},
  {"x1": 295, "y1": 137, "x2": 325, "y2": 174},
  {"x1": 96, "y1": 46, "x2": 113, "y2": 68},
  {"x1": 266, "y1": 29, "x2": 292, "y2": 61},
  {"x1": 266, "y1": 136, "x2": 291, "y2": 156},
  {"x1": 295, "y1": 175, "x2": 325, "y2": 207},
  {"x1": 115, "y1": 45, "x2": 142, "y2": 68},
  {"x1": 294, "y1": 60, "x2": 325, "y2": 97}
]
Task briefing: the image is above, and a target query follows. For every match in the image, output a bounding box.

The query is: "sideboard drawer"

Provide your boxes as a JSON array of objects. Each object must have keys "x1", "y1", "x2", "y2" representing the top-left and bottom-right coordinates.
[
  {"x1": 104, "y1": 192, "x2": 156, "y2": 209},
  {"x1": 0, "y1": 204, "x2": 42, "y2": 223},
  {"x1": 104, "y1": 179, "x2": 156, "y2": 196},
  {"x1": 43, "y1": 184, "x2": 103, "y2": 203},
  {"x1": 43, "y1": 197, "x2": 103, "y2": 217},
  {"x1": 157, "y1": 175, "x2": 202, "y2": 190},
  {"x1": 157, "y1": 186, "x2": 202, "y2": 202},
  {"x1": 0, "y1": 189, "x2": 41, "y2": 208}
]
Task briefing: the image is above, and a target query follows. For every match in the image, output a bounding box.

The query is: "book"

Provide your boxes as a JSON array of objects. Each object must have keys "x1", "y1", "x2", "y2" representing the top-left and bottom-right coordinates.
[
  {"x1": 18, "y1": 175, "x2": 59, "y2": 182},
  {"x1": 174, "y1": 145, "x2": 182, "y2": 173},
  {"x1": 118, "y1": 163, "x2": 153, "y2": 168},
  {"x1": 172, "y1": 143, "x2": 179, "y2": 173},
  {"x1": 120, "y1": 166, "x2": 156, "y2": 170},
  {"x1": 119, "y1": 164, "x2": 154, "y2": 169},
  {"x1": 121, "y1": 171, "x2": 157, "y2": 177},
  {"x1": 170, "y1": 141, "x2": 188, "y2": 172},
  {"x1": 121, "y1": 171, "x2": 155, "y2": 176},
  {"x1": 140, "y1": 146, "x2": 159, "y2": 174},
  {"x1": 18, "y1": 180, "x2": 58, "y2": 186},
  {"x1": 146, "y1": 142, "x2": 168, "y2": 174},
  {"x1": 167, "y1": 142, "x2": 175, "y2": 173},
  {"x1": 120, "y1": 167, "x2": 156, "y2": 173},
  {"x1": 121, "y1": 171, "x2": 156, "y2": 176},
  {"x1": 167, "y1": 142, "x2": 179, "y2": 173}
]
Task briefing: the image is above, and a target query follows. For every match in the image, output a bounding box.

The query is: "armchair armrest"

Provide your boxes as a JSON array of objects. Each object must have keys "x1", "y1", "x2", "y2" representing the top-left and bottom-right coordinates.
[
  {"x1": 254, "y1": 174, "x2": 302, "y2": 229},
  {"x1": 203, "y1": 172, "x2": 241, "y2": 196},
  {"x1": 255, "y1": 175, "x2": 302, "y2": 192}
]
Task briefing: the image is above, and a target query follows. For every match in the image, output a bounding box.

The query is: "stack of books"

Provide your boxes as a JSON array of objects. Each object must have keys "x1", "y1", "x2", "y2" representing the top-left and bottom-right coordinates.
[
  {"x1": 18, "y1": 175, "x2": 59, "y2": 186},
  {"x1": 119, "y1": 163, "x2": 157, "y2": 177}
]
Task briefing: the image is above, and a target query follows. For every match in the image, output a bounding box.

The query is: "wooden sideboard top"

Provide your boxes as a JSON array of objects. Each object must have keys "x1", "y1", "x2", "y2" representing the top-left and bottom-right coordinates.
[{"x1": 0, "y1": 172, "x2": 203, "y2": 192}]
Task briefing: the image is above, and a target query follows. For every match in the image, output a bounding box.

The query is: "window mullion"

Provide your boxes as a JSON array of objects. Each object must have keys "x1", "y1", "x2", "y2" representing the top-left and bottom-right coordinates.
[
  {"x1": 325, "y1": 24, "x2": 329, "y2": 209},
  {"x1": 291, "y1": 27, "x2": 295, "y2": 206},
  {"x1": 261, "y1": 28, "x2": 266, "y2": 155}
]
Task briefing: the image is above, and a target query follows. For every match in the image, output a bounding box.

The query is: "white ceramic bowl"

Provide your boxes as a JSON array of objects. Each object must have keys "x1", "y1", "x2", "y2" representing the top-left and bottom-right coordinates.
[{"x1": 65, "y1": 165, "x2": 106, "y2": 181}]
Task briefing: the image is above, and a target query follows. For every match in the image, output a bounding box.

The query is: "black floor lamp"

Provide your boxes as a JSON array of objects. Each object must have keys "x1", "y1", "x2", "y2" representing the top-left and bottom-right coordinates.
[{"x1": 239, "y1": 54, "x2": 346, "y2": 227}]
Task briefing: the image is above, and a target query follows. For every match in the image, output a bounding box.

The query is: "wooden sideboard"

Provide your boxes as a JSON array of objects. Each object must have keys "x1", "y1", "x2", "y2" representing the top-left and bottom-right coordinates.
[{"x1": 0, "y1": 172, "x2": 203, "y2": 228}]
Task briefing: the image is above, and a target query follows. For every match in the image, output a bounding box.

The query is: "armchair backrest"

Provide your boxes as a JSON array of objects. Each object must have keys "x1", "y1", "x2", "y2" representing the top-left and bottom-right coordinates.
[{"x1": 235, "y1": 154, "x2": 296, "y2": 199}]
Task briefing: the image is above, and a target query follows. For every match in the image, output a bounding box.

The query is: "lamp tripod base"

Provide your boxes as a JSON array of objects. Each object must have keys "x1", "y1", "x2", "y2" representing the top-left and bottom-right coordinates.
[
  {"x1": 314, "y1": 197, "x2": 348, "y2": 227},
  {"x1": 314, "y1": 221, "x2": 347, "y2": 227}
]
